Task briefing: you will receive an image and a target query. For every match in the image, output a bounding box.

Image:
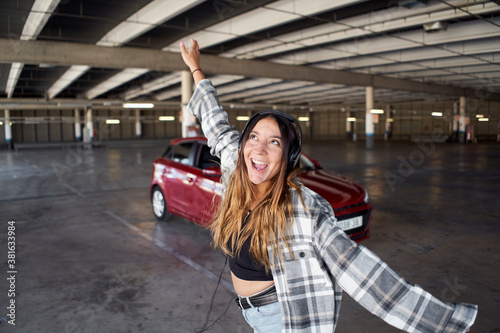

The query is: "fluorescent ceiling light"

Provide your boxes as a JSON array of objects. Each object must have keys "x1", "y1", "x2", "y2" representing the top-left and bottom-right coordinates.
[
  {"x1": 347, "y1": 117, "x2": 357, "y2": 122},
  {"x1": 237, "y1": 116, "x2": 250, "y2": 121},
  {"x1": 85, "y1": 68, "x2": 148, "y2": 100},
  {"x1": 298, "y1": 117, "x2": 310, "y2": 122},
  {"x1": 48, "y1": 65, "x2": 90, "y2": 99},
  {"x1": 105, "y1": 119, "x2": 120, "y2": 124},
  {"x1": 431, "y1": 112, "x2": 443, "y2": 116},
  {"x1": 370, "y1": 109, "x2": 384, "y2": 114},
  {"x1": 159, "y1": 116, "x2": 175, "y2": 121},
  {"x1": 478, "y1": 118, "x2": 489, "y2": 122},
  {"x1": 123, "y1": 103, "x2": 154, "y2": 109},
  {"x1": 387, "y1": 118, "x2": 394, "y2": 122},
  {"x1": 476, "y1": 114, "x2": 484, "y2": 118}
]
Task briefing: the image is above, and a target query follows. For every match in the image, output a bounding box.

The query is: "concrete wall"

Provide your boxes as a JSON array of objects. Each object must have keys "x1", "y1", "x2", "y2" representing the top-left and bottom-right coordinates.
[{"x1": 1, "y1": 100, "x2": 499, "y2": 145}]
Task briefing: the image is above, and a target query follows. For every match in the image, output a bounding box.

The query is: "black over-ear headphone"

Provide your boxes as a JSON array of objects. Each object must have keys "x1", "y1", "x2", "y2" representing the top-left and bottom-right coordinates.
[{"x1": 238, "y1": 110, "x2": 302, "y2": 174}]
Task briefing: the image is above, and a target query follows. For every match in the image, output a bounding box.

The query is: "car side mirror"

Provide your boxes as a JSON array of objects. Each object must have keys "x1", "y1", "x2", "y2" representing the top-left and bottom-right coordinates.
[{"x1": 203, "y1": 166, "x2": 221, "y2": 177}]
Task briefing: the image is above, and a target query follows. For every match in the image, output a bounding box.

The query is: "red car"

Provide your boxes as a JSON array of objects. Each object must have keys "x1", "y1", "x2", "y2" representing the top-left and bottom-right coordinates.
[{"x1": 150, "y1": 137, "x2": 372, "y2": 242}]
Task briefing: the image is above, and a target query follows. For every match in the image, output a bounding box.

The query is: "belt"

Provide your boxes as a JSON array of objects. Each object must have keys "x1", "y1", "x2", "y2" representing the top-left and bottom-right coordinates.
[{"x1": 235, "y1": 285, "x2": 278, "y2": 310}]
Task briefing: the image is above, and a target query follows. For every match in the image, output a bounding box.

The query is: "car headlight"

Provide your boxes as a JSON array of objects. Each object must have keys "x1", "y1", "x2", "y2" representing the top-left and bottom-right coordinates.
[{"x1": 363, "y1": 187, "x2": 369, "y2": 203}]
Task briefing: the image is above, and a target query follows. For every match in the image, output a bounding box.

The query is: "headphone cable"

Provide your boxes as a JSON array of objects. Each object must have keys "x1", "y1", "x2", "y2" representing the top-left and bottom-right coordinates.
[{"x1": 194, "y1": 255, "x2": 232, "y2": 333}]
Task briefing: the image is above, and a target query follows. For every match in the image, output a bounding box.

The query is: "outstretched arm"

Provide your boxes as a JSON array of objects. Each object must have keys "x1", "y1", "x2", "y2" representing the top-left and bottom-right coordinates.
[
  {"x1": 180, "y1": 39, "x2": 206, "y2": 87},
  {"x1": 314, "y1": 213, "x2": 477, "y2": 333}
]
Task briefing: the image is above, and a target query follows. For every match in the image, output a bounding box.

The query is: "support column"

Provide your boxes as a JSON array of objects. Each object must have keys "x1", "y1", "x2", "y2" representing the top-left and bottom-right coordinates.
[
  {"x1": 4, "y1": 109, "x2": 13, "y2": 150},
  {"x1": 497, "y1": 119, "x2": 500, "y2": 142},
  {"x1": 384, "y1": 104, "x2": 393, "y2": 140},
  {"x1": 352, "y1": 114, "x2": 357, "y2": 142},
  {"x1": 135, "y1": 109, "x2": 142, "y2": 138},
  {"x1": 181, "y1": 70, "x2": 194, "y2": 138},
  {"x1": 306, "y1": 110, "x2": 312, "y2": 141},
  {"x1": 459, "y1": 96, "x2": 466, "y2": 143},
  {"x1": 346, "y1": 110, "x2": 356, "y2": 141},
  {"x1": 84, "y1": 108, "x2": 94, "y2": 144},
  {"x1": 452, "y1": 102, "x2": 459, "y2": 142},
  {"x1": 365, "y1": 86, "x2": 374, "y2": 149},
  {"x1": 345, "y1": 108, "x2": 352, "y2": 140},
  {"x1": 74, "y1": 109, "x2": 82, "y2": 141}
]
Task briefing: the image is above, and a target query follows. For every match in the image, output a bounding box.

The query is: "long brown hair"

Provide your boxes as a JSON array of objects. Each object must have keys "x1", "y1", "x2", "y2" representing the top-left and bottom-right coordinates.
[{"x1": 211, "y1": 113, "x2": 303, "y2": 271}]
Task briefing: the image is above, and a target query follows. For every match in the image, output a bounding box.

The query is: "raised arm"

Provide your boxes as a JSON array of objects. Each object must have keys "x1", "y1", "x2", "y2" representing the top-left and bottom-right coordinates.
[
  {"x1": 180, "y1": 40, "x2": 240, "y2": 182},
  {"x1": 180, "y1": 39, "x2": 205, "y2": 87}
]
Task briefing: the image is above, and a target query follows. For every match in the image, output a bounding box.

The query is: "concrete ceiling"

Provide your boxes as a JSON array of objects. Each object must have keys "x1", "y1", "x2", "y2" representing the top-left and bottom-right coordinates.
[{"x1": 1, "y1": 0, "x2": 500, "y2": 109}]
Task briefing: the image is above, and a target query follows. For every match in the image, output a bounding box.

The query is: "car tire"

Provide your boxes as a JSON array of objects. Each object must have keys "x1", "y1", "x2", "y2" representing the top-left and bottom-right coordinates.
[{"x1": 151, "y1": 186, "x2": 172, "y2": 221}]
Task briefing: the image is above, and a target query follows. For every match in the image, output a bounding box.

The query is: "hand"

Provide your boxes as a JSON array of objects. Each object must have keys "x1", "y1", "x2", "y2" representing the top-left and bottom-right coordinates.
[{"x1": 180, "y1": 39, "x2": 201, "y2": 72}]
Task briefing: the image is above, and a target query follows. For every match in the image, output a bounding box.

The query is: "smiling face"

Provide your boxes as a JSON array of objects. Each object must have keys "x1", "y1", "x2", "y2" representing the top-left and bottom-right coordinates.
[{"x1": 243, "y1": 117, "x2": 284, "y2": 193}]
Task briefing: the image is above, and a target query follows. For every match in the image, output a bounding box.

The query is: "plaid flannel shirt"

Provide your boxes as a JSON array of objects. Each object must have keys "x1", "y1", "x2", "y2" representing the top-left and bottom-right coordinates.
[{"x1": 188, "y1": 79, "x2": 478, "y2": 333}]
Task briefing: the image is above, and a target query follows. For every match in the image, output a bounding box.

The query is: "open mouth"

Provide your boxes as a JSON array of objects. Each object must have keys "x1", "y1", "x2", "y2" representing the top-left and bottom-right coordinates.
[{"x1": 251, "y1": 158, "x2": 268, "y2": 171}]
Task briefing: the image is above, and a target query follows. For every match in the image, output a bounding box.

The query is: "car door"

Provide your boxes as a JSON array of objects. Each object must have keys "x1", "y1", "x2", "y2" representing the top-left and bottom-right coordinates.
[
  {"x1": 162, "y1": 141, "x2": 200, "y2": 217},
  {"x1": 190, "y1": 143, "x2": 222, "y2": 226}
]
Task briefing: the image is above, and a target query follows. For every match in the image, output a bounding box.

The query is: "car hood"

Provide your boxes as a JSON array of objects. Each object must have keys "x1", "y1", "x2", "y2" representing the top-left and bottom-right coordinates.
[{"x1": 298, "y1": 169, "x2": 366, "y2": 209}]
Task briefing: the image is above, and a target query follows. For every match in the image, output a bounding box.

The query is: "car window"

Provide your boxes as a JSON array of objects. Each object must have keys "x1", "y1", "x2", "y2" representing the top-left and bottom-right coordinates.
[
  {"x1": 300, "y1": 154, "x2": 317, "y2": 170},
  {"x1": 197, "y1": 144, "x2": 220, "y2": 169},
  {"x1": 162, "y1": 146, "x2": 173, "y2": 158},
  {"x1": 172, "y1": 142, "x2": 193, "y2": 165}
]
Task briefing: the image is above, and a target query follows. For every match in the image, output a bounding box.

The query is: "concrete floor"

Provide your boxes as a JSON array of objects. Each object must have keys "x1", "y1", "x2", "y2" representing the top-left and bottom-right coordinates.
[{"x1": 0, "y1": 139, "x2": 499, "y2": 333}]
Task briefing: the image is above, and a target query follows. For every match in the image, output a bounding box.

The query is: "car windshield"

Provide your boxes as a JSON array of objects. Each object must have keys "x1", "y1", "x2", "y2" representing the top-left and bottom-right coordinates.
[{"x1": 300, "y1": 154, "x2": 318, "y2": 171}]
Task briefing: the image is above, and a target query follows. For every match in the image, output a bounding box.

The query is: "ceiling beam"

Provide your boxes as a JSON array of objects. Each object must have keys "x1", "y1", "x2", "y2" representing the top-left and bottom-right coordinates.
[
  {"x1": 0, "y1": 38, "x2": 185, "y2": 73},
  {"x1": 1, "y1": 38, "x2": 499, "y2": 100}
]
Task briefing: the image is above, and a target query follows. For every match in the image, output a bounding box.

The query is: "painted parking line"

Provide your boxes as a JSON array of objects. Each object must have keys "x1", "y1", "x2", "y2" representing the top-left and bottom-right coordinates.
[
  {"x1": 58, "y1": 179, "x2": 234, "y2": 292},
  {"x1": 104, "y1": 210, "x2": 233, "y2": 292}
]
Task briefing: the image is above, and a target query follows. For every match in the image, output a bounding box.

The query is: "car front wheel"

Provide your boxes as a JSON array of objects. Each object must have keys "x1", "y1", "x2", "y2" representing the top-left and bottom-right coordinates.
[{"x1": 151, "y1": 187, "x2": 171, "y2": 221}]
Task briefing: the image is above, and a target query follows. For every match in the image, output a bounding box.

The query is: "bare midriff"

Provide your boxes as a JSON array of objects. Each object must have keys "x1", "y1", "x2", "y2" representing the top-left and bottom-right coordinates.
[{"x1": 231, "y1": 272, "x2": 274, "y2": 297}]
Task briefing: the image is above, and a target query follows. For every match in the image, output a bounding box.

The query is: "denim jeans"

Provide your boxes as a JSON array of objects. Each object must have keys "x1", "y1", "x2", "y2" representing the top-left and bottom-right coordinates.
[{"x1": 241, "y1": 301, "x2": 282, "y2": 333}]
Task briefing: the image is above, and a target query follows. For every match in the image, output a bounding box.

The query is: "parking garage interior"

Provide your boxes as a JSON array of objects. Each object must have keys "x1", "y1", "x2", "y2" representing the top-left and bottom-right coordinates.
[{"x1": 1, "y1": 1, "x2": 500, "y2": 332}]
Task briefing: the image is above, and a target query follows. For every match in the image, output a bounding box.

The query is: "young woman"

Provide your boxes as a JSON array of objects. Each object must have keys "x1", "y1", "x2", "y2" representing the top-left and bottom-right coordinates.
[{"x1": 180, "y1": 39, "x2": 477, "y2": 333}]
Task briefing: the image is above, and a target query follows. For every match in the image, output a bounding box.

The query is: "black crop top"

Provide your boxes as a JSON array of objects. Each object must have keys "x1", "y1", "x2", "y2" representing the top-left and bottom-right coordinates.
[{"x1": 229, "y1": 236, "x2": 273, "y2": 281}]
